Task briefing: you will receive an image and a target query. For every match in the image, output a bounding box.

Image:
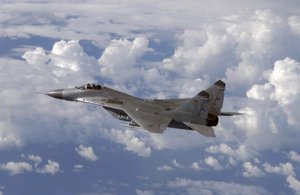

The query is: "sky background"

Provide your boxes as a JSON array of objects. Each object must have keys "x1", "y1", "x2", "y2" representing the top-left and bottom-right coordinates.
[{"x1": 1, "y1": 0, "x2": 300, "y2": 194}]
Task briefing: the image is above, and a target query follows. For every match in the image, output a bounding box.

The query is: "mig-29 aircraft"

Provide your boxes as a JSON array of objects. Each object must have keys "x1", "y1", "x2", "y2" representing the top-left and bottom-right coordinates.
[{"x1": 46, "y1": 80, "x2": 241, "y2": 137}]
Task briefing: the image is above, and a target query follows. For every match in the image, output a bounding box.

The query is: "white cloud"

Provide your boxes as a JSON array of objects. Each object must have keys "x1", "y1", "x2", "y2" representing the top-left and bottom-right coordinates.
[
  {"x1": 268, "y1": 58, "x2": 300, "y2": 106},
  {"x1": 247, "y1": 57, "x2": 300, "y2": 125},
  {"x1": 21, "y1": 154, "x2": 42, "y2": 167},
  {"x1": 135, "y1": 189, "x2": 154, "y2": 195},
  {"x1": 0, "y1": 42, "x2": 105, "y2": 150},
  {"x1": 204, "y1": 156, "x2": 223, "y2": 170},
  {"x1": 103, "y1": 129, "x2": 151, "y2": 157},
  {"x1": 263, "y1": 162, "x2": 295, "y2": 176},
  {"x1": 157, "y1": 165, "x2": 173, "y2": 172},
  {"x1": 0, "y1": 108, "x2": 24, "y2": 150},
  {"x1": 0, "y1": 0, "x2": 300, "y2": 175},
  {"x1": 0, "y1": 4, "x2": 299, "y2": 162},
  {"x1": 157, "y1": 159, "x2": 186, "y2": 172},
  {"x1": 242, "y1": 162, "x2": 265, "y2": 178},
  {"x1": 233, "y1": 60, "x2": 300, "y2": 152},
  {"x1": 163, "y1": 28, "x2": 236, "y2": 80},
  {"x1": 1, "y1": 1, "x2": 300, "y2": 194},
  {"x1": 22, "y1": 47, "x2": 49, "y2": 67},
  {"x1": 22, "y1": 39, "x2": 99, "y2": 79},
  {"x1": 73, "y1": 164, "x2": 84, "y2": 172},
  {"x1": 167, "y1": 177, "x2": 271, "y2": 195},
  {"x1": 172, "y1": 159, "x2": 185, "y2": 169},
  {"x1": 206, "y1": 143, "x2": 256, "y2": 161},
  {"x1": 38, "y1": 160, "x2": 60, "y2": 175},
  {"x1": 287, "y1": 175, "x2": 300, "y2": 195},
  {"x1": 289, "y1": 15, "x2": 300, "y2": 36},
  {"x1": 51, "y1": 40, "x2": 91, "y2": 72},
  {"x1": 75, "y1": 145, "x2": 98, "y2": 161},
  {"x1": 0, "y1": 155, "x2": 60, "y2": 176},
  {"x1": 191, "y1": 162, "x2": 201, "y2": 171},
  {"x1": 0, "y1": 161, "x2": 32, "y2": 175},
  {"x1": 289, "y1": 151, "x2": 300, "y2": 163},
  {"x1": 98, "y1": 37, "x2": 151, "y2": 84}
]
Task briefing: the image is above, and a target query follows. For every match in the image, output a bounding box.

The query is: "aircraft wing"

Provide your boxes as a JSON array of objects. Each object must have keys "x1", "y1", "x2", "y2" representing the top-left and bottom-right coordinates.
[
  {"x1": 150, "y1": 98, "x2": 190, "y2": 109},
  {"x1": 183, "y1": 122, "x2": 216, "y2": 137},
  {"x1": 121, "y1": 106, "x2": 172, "y2": 133}
]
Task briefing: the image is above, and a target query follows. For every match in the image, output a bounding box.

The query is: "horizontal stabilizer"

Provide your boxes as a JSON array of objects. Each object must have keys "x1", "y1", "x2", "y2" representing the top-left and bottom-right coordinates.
[
  {"x1": 220, "y1": 112, "x2": 244, "y2": 116},
  {"x1": 183, "y1": 122, "x2": 216, "y2": 137}
]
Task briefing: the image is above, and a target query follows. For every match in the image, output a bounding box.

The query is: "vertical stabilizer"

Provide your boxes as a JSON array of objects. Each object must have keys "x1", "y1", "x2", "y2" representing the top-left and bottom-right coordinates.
[
  {"x1": 205, "y1": 80, "x2": 225, "y2": 116},
  {"x1": 171, "y1": 90, "x2": 209, "y2": 124}
]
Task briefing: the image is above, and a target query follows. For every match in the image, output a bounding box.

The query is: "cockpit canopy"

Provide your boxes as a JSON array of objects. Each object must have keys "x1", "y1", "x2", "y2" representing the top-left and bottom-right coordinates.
[{"x1": 76, "y1": 83, "x2": 102, "y2": 90}]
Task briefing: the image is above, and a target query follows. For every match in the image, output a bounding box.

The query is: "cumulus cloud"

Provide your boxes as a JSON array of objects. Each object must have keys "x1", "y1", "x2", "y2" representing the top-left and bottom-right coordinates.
[
  {"x1": 2, "y1": 6, "x2": 300, "y2": 164},
  {"x1": 0, "y1": 39, "x2": 106, "y2": 151},
  {"x1": 98, "y1": 37, "x2": 151, "y2": 84},
  {"x1": 1, "y1": 1, "x2": 300, "y2": 194},
  {"x1": 162, "y1": 28, "x2": 236, "y2": 80},
  {"x1": 135, "y1": 189, "x2": 154, "y2": 195},
  {"x1": 103, "y1": 129, "x2": 151, "y2": 157},
  {"x1": 51, "y1": 40, "x2": 97, "y2": 72},
  {"x1": 232, "y1": 58, "x2": 300, "y2": 153},
  {"x1": 172, "y1": 159, "x2": 185, "y2": 169},
  {"x1": 263, "y1": 162, "x2": 295, "y2": 176},
  {"x1": 242, "y1": 162, "x2": 265, "y2": 178},
  {"x1": 0, "y1": 155, "x2": 60, "y2": 176},
  {"x1": 22, "y1": 47, "x2": 49, "y2": 66},
  {"x1": 37, "y1": 160, "x2": 60, "y2": 175},
  {"x1": 73, "y1": 164, "x2": 84, "y2": 172},
  {"x1": 0, "y1": 161, "x2": 32, "y2": 176},
  {"x1": 1, "y1": 6, "x2": 300, "y2": 194},
  {"x1": 190, "y1": 162, "x2": 201, "y2": 171},
  {"x1": 289, "y1": 151, "x2": 300, "y2": 163},
  {"x1": 75, "y1": 145, "x2": 98, "y2": 161},
  {"x1": 166, "y1": 177, "x2": 271, "y2": 195},
  {"x1": 206, "y1": 143, "x2": 256, "y2": 162},
  {"x1": 157, "y1": 159, "x2": 187, "y2": 171},
  {"x1": 204, "y1": 156, "x2": 223, "y2": 170},
  {"x1": 157, "y1": 165, "x2": 173, "y2": 172},
  {"x1": 247, "y1": 57, "x2": 300, "y2": 125},
  {"x1": 22, "y1": 39, "x2": 99, "y2": 78},
  {"x1": 21, "y1": 154, "x2": 42, "y2": 167},
  {"x1": 287, "y1": 176, "x2": 300, "y2": 195}
]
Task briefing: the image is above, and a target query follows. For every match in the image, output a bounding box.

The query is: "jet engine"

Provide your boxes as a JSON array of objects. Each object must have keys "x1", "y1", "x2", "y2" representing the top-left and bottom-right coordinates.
[{"x1": 207, "y1": 114, "x2": 219, "y2": 127}]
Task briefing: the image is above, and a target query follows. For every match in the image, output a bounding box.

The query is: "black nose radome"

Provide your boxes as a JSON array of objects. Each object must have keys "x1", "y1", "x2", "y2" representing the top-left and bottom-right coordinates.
[{"x1": 45, "y1": 89, "x2": 63, "y2": 99}]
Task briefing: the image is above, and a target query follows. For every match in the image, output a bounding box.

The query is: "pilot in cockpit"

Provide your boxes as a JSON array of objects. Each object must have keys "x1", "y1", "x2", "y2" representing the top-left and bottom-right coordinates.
[
  {"x1": 83, "y1": 83, "x2": 102, "y2": 90},
  {"x1": 86, "y1": 84, "x2": 92, "y2": 89}
]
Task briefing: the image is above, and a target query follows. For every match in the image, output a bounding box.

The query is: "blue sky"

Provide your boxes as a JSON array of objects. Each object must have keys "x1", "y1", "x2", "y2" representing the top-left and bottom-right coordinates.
[{"x1": 1, "y1": 0, "x2": 300, "y2": 194}]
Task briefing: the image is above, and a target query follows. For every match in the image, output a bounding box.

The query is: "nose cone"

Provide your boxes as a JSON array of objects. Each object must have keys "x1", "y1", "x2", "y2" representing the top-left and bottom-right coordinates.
[{"x1": 45, "y1": 89, "x2": 63, "y2": 99}]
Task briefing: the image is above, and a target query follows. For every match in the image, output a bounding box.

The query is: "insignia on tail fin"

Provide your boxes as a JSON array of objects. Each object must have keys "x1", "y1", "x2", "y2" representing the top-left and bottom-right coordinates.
[{"x1": 205, "y1": 80, "x2": 225, "y2": 116}]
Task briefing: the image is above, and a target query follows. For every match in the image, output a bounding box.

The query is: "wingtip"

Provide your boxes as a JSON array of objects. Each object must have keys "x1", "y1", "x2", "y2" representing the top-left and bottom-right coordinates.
[{"x1": 215, "y1": 80, "x2": 225, "y2": 88}]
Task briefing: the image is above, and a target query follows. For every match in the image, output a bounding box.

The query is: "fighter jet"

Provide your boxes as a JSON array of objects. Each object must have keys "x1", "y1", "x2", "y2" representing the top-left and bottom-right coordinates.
[{"x1": 45, "y1": 80, "x2": 241, "y2": 137}]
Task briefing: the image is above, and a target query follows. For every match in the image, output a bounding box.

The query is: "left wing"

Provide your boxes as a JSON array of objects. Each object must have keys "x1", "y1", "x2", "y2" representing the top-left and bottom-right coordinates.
[
  {"x1": 183, "y1": 122, "x2": 216, "y2": 137},
  {"x1": 122, "y1": 107, "x2": 172, "y2": 133}
]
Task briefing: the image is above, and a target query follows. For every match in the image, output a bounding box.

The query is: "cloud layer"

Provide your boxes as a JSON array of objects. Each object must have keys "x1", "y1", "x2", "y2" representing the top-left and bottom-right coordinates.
[
  {"x1": 1, "y1": 1, "x2": 300, "y2": 194},
  {"x1": 0, "y1": 154, "x2": 60, "y2": 176}
]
